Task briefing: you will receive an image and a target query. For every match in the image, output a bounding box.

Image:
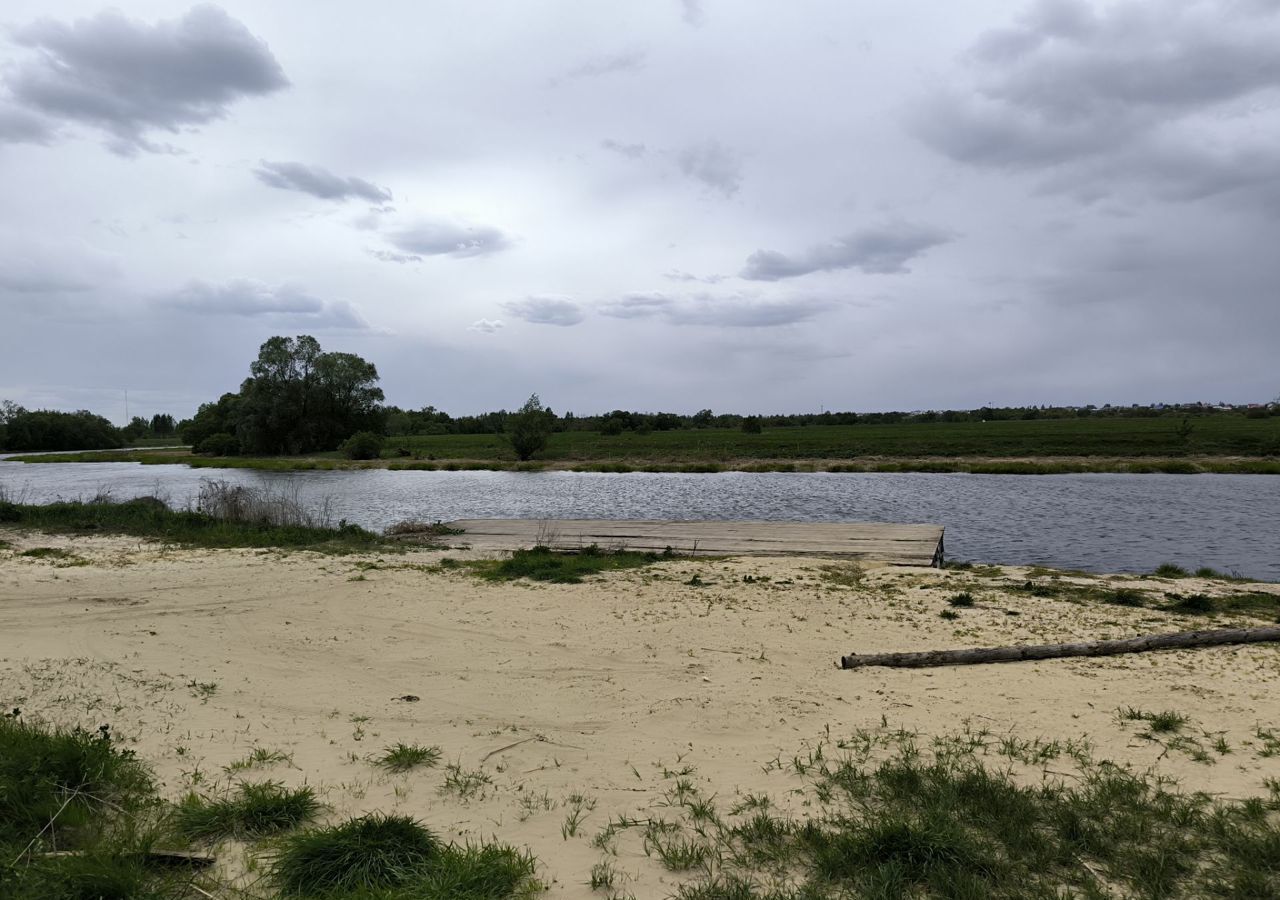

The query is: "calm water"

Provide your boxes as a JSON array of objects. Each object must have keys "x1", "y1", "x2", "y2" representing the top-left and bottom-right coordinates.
[{"x1": 2, "y1": 460, "x2": 1277, "y2": 580}]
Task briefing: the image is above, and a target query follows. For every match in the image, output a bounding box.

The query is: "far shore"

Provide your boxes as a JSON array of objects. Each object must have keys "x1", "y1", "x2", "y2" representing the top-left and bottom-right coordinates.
[{"x1": 7, "y1": 446, "x2": 1280, "y2": 475}]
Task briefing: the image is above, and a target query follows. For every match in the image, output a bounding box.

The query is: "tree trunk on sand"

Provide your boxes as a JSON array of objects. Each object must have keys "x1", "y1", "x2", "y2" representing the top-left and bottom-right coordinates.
[{"x1": 840, "y1": 625, "x2": 1280, "y2": 670}]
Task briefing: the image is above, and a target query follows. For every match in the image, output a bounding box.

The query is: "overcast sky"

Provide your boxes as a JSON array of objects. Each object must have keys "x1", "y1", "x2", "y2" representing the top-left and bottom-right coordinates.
[{"x1": 1, "y1": 0, "x2": 1277, "y2": 422}]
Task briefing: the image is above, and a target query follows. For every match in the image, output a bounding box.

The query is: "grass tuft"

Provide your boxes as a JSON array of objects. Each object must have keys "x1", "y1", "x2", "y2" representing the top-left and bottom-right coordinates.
[
  {"x1": 470, "y1": 545, "x2": 673, "y2": 584},
  {"x1": 271, "y1": 813, "x2": 438, "y2": 895},
  {"x1": 176, "y1": 781, "x2": 320, "y2": 842},
  {"x1": 375, "y1": 742, "x2": 442, "y2": 773}
]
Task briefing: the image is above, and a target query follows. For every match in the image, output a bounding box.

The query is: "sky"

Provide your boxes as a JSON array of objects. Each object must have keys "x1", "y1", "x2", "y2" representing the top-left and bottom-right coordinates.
[{"x1": 1, "y1": 0, "x2": 1277, "y2": 423}]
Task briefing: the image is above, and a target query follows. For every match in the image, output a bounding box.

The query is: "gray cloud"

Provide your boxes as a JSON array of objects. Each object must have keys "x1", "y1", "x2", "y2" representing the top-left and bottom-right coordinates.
[
  {"x1": 680, "y1": 0, "x2": 707, "y2": 27},
  {"x1": 599, "y1": 291, "x2": 833, "y2": 327},
  {"x1": 383, "y1": 221, "x2": 513, "y2": 258},
  {"x1": 601, "y1": 139, "x2": 647, "y2": 159},
  {"x1": 468, "y1": 318, "x2": 504, "y2": 333},
  {"x1": 5, "y1": 5, "x2": 288, "y2": 155},
  {"x1": 159, "y1": 279, "x2": 367, "y2": 329},
  {"x1": 677, "y1": 140, "x2": 743, "y2": 196},
  {"x1": 598, "y1": 292, "x2": 674, "y2": 319},
  {"x1": 0, "y1": 104, "x2": 56, "y2": 145},
  {"x1": 741, "y1": 223, "x2": 950, "y2": 281},
  {"x1": 912, "y1": 0, "x2": 1280, "y2": 204},
  {"x1": 502, "y1": 296, "x2": 585, "y2": 326},
  {"x1": 663, "y1": 269, "x2": 726, "y2": 284},
  {"x1": 562, "y1": 49, "x2": 646, "y2": 82},
  {"x1": 254, "y1": 160, "x2": 391, "y2": 203},
  {"x1": 0, "y1": 240, "x2": 119, "y2": 293}
]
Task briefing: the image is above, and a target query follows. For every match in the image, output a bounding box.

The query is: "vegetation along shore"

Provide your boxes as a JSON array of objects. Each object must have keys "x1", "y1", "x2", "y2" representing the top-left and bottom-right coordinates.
[{"x1": 3, "y1": 334, "x2": 1277, "y2": 474}]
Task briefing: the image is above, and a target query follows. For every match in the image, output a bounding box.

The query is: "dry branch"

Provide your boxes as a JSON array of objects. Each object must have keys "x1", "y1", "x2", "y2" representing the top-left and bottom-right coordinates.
[{"x1": 840, "y1": 625, "x2": 1280, "y2": 670}]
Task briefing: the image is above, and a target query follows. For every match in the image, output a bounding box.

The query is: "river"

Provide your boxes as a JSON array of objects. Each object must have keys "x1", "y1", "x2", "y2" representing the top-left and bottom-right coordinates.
[{"x1": 1, "y1": 460, "x2": 1277, "y2": 580}]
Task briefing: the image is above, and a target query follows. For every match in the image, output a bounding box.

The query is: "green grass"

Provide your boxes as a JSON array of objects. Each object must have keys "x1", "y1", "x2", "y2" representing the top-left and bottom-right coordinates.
[
  {"x1": 375, "y1": 743, "x2": 442, "y2": 773},
  {"x1": 175, "y1": 781, "x2": 320, "y2": 842},
  {"x1": 467, "y1": 544, "x2": 674, "y2": 584},
  {"x1": 269, "y1": 813, "x2": 537, "y2": 898},
  {"x1": 14, "y1": 416, "x2": 1280, "y2": 473},
  {"x1": 0, "y1": 497, "x2": 386, "y2": 552},
  {"x1": 657, "y1": 726, "x2": 1280, "y2": 899},
  {"x1": 0, "y1": 714, "x2": 198, "y2": 899}
]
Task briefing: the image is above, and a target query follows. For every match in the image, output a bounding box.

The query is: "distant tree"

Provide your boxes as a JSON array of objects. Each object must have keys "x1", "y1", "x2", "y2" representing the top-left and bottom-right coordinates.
[
  {"x1": 180, "y1": 393, "x2": 242, "y2": 449},
  {"x1": 741, "y1": 415, "x2": 763, "y2": 434},
  {"x1": 150, "y1": 413, "x2": 176, "y2": 435},
  {"x1": 692, "y1": 409, "x2": 714, "y2": 428},
  {"x1": 122, "y1": 416, "x2": 150, "y2": 443},
  {"x1": 507, "y1": 394, "x2": 552, "y2": 461},
  {"x1": 194, "y1": 432, "x2": 240, "y2": 456},
  {"x1": 1, "y1": 409, "x2": 122, "y2": 452},
  {"x1": 340, "y1": 430, "x2": 384, "y2": 460},
  {"x1": 233, "y1": 336, "x2": 386, "y2": 454}
]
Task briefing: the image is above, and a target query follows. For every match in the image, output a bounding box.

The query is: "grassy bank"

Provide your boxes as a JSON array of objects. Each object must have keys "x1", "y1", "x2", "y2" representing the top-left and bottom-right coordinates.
[
  {"x1": 13, "y1": 448, "x2": 1280, "y2": 475},
  {"x1": 10, "y1": 417, "x2": 1279, "y2": 473},
  {"x1": 0, "y1": 493, "x2": 386, "y2": 551}
]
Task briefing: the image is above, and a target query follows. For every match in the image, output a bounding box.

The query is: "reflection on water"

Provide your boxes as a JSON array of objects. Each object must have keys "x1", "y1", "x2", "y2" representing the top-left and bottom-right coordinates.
[{"x1": 1, "y1": 462, "x2": 1277, "y2": 580}]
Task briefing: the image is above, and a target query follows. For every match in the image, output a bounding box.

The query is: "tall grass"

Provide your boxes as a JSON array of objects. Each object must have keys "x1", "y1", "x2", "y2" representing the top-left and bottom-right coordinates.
[{"x1": 0, "y1": 481, "x2": 384, "y2": 551}]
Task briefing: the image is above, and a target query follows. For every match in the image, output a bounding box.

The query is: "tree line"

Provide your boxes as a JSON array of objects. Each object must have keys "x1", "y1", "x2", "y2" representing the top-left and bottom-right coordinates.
[{"x1": 1, "y1": 333, "x2": 1274, "y2": 455}]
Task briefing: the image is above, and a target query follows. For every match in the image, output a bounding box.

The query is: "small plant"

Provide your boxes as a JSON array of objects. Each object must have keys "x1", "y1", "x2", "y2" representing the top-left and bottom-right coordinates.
[
  {"x1": 590, "y1": 860, "x2": 618, "y2": 890},
  {"x1": 270, "y1": 813, "x2": 437, "y2": 895},
  {"x1": 176, "y1": 780, "x2": 320, "y2": 841},
  {"x1": 1106, "y1": 588, "x2": 1145, "y2": 607},
  {"x1": 1119, "y1": 707, "x2": 1189, "y2": 735},
  {"x1": 939, "y1": 609, "x2": 960, "y2": 620},
  {"x1": 1154, "y1": 563, "x2": 1189, "y2": 578},
  {"x1": 376, "y1": 742, "x2": 442, "y2": 773},
  {"x1": 1165, "y1": 593, "x2": 1216, "y2": 614},
  {"x1": 441, "y1": 763, "x2": 493, "y2": 800},
  {"x1": 946, "y1": 592, "x2": 975, "y2": 608},
  {"x1": 224, "y1": 747, "x2": 293, "y2": 772},
  {"x1": 18, "y1": 547, "x2": 77, "y2": 560}
]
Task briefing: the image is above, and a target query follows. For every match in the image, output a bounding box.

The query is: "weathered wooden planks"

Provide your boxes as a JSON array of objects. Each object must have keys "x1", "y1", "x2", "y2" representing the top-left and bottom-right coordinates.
[{"x1": 439, "y1": 519, "x2": 945, "y2": 567}]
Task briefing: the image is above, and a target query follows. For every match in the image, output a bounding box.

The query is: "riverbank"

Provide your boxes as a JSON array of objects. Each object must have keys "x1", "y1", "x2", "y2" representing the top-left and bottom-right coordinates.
[
  {"x1": 2, "y1": 533, "x2": 1278, "y2": 897},
  {"x1": 10, "y1": 446, "x2": 1280, "y2": 474}
]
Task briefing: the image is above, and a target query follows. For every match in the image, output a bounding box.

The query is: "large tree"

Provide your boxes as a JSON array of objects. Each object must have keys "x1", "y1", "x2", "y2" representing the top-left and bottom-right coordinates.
[{"x1": 234, "y1": 336, "x2": 385, "y2": 454}]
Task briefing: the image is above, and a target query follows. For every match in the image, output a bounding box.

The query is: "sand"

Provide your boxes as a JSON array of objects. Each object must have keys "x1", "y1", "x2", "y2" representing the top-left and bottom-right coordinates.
[{"x1": 2, "y1": 531, "x2": 1279, "y2": 897}]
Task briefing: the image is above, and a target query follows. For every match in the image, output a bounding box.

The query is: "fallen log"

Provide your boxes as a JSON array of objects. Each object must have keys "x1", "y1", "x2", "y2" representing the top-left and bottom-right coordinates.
[{"x1": 840, "y1": 625, "x2": 1280, "y2": 670}]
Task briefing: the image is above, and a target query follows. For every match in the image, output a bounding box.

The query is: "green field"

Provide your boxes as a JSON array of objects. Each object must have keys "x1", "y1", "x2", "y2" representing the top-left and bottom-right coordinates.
[
  {"x1": 389, "y1": 416, "x2": 1280, "y2": 461},
  {"x1": 12, "y1": 415, "x2": 1280, "y2": 474}
]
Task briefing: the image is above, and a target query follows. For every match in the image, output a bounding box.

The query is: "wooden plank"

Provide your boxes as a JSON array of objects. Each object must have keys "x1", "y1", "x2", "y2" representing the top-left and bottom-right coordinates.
[{"x1": 440, "y1": 519, "x2": 945, "y2": 567}]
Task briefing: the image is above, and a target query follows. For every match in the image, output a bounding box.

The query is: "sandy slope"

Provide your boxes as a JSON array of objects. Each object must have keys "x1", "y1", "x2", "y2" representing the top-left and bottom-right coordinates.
[{"x1": 2, "y1": 532, "x2": 1278, "y2": 897}]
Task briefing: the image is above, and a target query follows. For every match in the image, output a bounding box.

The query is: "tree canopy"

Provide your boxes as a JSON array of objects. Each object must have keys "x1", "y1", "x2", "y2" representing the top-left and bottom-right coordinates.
[{"x1": 179, "y1": 335, "x2": 385, "y2": 455}]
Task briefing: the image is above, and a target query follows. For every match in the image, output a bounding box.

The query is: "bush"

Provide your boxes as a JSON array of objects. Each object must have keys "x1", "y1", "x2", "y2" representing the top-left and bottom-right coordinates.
[
  {"x1": 506, "y1": 394, "x2": 551, "y2": 461},
  {"x1": 195, "y1": 432, "x2": 240, "y2": 456},
  {"x1": 271, "y1": 813, "x2": 438, "y2": 895},
  {"x1": 741, "y1": 416, "x2": 763, "y2": 434},
  {"x1": 340, "y1": 431, "x2": 384, "y2": 460}
]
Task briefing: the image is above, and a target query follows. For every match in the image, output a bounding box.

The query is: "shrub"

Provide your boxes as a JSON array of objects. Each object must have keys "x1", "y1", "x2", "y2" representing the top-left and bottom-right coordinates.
[
  {"x1": 741, "y1": 416, "x2": 763, "y2": 434},
  {"x1": 506, "y1": 394, "x2": 552, "y2": 461},
  {"x1": 271, "y1": 813, "x2": 438, "y2": 895},
  {"x1": 195, "y1": 432, "x2": 240, "y2": 456},
  {"x1": 340, "y1": 430, "x2": 384, "y2": 460},
  {"x1": 176, "y1": 781, "x2": 319, "y2": 841}
]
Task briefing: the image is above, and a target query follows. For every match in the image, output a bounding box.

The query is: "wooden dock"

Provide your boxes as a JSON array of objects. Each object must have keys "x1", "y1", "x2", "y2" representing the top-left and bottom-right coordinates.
[{"x1": 440, "y1": 519, "x2": 945, "y2": 567}]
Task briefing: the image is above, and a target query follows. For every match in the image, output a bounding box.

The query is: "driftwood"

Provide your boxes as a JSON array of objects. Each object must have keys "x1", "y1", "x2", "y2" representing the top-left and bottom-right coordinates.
[{"x1": 840, "y1": 625, "x2": 1280, "y2": 670}]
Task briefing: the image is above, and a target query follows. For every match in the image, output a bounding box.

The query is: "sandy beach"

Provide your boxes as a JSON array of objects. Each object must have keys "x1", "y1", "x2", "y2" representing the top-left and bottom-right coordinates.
[{"x1": 3, "y1": 532, "x2": 1279, "y2": 897}]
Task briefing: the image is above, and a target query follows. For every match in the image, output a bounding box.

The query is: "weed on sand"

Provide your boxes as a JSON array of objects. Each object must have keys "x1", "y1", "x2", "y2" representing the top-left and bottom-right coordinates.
[
  {"x1": 375, "y1": 742, "x2": 443, "y2": 773},
  {"x1": 615, "y1": 725, "x2": 1280, "y2": 899},
  {"x1": 467, "y1": 544, "x2": 674, "y2": 584},
  {"x1": 270, "y1": 813, "x2": 537, "y2": 899},
  {"x1": 176, "y1": 780, "x2": 320, "y2": 842}
]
